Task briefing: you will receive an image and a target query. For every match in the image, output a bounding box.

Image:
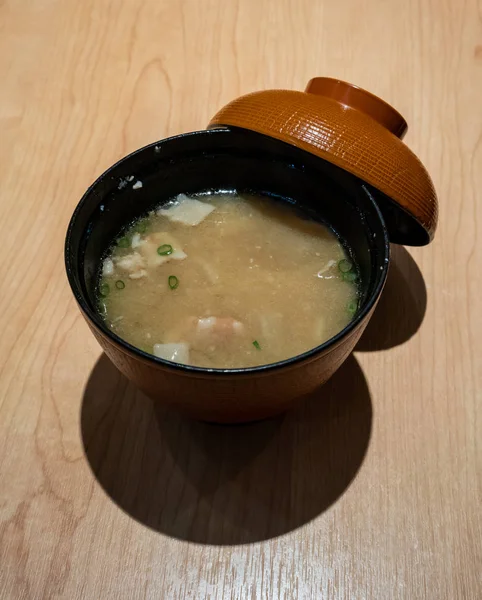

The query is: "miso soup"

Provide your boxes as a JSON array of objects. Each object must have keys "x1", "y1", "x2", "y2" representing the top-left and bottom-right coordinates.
[{"x1": 98, "y1": 192, "x2": 360, "y2": 368}]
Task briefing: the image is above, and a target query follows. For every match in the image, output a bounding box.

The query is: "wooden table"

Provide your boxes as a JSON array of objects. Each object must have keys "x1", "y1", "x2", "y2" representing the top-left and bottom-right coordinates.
[{"x1": 1, "y1": 1, "x2": 481, "y2": 598}]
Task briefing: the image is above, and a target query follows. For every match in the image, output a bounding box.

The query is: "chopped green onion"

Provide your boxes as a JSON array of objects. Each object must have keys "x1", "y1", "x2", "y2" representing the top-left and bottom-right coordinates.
[
  {"x1": 342, "y1": 271, "x2": 357, "y2": 282},
  {"x1": 136, "y1": 220, "x2": 148, "y2": 233},
  {"x1": 168, "y1": 275, "x2": 179, "y2": 290},
  {"x1": 253, "y1": 340, "x2": 261, "y2": 350},
  {"x1": 347, "y1": 299, "x2": 358, "y2": 315},
  {"x1": 115, "y1": 280, "x2": 125, "y2": 290},
  {"x1": 157, "y1": 244, "x2": 173, "y2": 256},
  {"x1": 118, "y1": 236, "x2": 130, "y2": 248},
  {"x1": 338, "y1": 259, "x2": 353, "y2": 273},
  {"x1": 99, "y1": 283, "x2": 110, "y2": 297}
]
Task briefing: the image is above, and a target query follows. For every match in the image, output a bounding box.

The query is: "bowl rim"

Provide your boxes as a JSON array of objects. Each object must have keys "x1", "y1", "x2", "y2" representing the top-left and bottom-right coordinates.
[{"x1": 65, "y1": 128, "x2": 390, "y2": 376}]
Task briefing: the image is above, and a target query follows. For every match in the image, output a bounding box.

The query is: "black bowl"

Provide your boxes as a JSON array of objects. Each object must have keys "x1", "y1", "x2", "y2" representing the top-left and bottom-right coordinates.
[{"x1": 65, "y1": 127, "x2": 389, "y2": 422}]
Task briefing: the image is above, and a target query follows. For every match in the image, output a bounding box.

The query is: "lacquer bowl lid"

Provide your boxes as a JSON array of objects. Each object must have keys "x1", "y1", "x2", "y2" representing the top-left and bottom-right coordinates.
[{"x1": 209, "y1": 77, "x2": 438, "y2": 246}]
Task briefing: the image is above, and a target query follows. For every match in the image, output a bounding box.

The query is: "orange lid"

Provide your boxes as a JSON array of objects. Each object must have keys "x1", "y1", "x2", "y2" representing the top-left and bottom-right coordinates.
[{"x1": 209, "y1": 78, "x2": 438, "y2": 245}]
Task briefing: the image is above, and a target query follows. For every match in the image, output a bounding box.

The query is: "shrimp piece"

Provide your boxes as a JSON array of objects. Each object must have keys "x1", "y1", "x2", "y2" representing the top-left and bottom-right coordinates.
[{"x1": 196, "y1": 316, "x2": 244, "y2": 338}]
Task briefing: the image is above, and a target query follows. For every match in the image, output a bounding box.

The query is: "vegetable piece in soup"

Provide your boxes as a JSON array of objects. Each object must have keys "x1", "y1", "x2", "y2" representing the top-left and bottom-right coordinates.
[{"x1": 98, "y1": 192, "x2": 360, "y2": 368}]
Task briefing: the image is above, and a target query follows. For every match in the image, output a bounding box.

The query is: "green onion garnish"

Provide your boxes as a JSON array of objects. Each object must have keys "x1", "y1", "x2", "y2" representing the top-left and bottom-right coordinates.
[
  {"x1": 157, "y1": 244, "x2": 173, "y2": 256},
  {"x1": 168, "y1": 275, "x2": 179, "y2": 290},
  {"x1": 118, "y1": 236, "x2": 130, "y2": 248},
  {"x1": 99, "y1": 283, "x2": 110, "y2": 297},
  {"x1": 115, "y1": 280, "x2": 125, "y2": 290},
  {"x1": 342, "y1": 271, "x2": 357, "y2": 282},
  {"x1": 338, "y1": 259, "x2": 353, "y2": 273},
  {"x1": 347, "y1": 299, "x2": 358, "y2": 315},
  {"x1": 136, "y1": 220, "x2": 148, "y2": 233},
  {"x1": 253, "y1": 340, "x2": 261, "y2": 350}
]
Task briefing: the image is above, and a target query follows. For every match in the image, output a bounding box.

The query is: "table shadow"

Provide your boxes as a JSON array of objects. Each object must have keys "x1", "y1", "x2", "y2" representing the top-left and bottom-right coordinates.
[
  {"x1": 356, "y1": 245, "x2": 427, "y2": 351},
  {"x1": 81, "y1": 354, "x2": 372, "y2": 545}
]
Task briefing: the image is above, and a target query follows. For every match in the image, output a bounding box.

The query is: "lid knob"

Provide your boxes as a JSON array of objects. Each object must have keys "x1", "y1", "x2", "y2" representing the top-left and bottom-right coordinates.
[{"x1": 305, "y1": 78, "x2": 408, "y2": 139}]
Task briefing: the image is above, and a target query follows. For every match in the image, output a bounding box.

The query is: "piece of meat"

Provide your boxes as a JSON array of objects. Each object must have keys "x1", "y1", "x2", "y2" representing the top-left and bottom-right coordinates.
[
  {"x1": 114, "y1": 252, "x2": 147, "y2": 279},
  {"x1": 166, "y1": 316, "x2": 245, "y2": 353}
]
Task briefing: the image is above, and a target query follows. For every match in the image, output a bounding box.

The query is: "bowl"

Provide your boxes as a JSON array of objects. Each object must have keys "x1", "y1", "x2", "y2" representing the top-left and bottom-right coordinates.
[
  {"x1": 66, "y1": 126, "x2": 389, "y2": 422},
  {"x1": 66, "y1": 78, "x2": 438, "y2": 423}
]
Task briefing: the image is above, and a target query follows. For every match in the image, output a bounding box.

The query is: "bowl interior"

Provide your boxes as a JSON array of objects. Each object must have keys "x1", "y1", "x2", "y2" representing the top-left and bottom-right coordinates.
[{"x1": 65, "y1": 127, "x2": 389, "y2": 368}]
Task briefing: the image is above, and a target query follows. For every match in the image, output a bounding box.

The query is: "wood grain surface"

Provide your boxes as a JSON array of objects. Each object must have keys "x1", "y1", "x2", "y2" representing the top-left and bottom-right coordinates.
[{"x1": 1, "y1": 0, "x2": 481, "y2": 598}]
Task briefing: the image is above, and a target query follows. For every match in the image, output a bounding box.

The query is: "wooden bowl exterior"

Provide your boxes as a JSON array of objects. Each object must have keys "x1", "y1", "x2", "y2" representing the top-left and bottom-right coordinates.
[{"x1": 87, "y1": 306, "x2": 374, "y2": 423}]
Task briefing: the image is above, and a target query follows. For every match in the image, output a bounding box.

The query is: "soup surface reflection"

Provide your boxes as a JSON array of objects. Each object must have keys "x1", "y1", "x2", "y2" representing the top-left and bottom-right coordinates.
[{"x1": 98, "y1": 192, "x2": 359, "y2": 368}]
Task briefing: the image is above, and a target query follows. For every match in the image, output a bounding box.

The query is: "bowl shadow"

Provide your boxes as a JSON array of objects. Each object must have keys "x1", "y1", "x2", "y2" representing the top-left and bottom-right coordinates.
[
  {"x1": 81, "y1": 353, "x2": 372, "y2": 545},
  {"x1": 356, "y1": 245, "x2": 427, "y2": 351}
]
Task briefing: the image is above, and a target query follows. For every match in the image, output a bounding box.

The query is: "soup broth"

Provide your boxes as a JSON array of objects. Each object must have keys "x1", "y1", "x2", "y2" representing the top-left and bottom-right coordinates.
[{"x1": 98, "y1": 192, "x2": 359, "y2": 368}]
